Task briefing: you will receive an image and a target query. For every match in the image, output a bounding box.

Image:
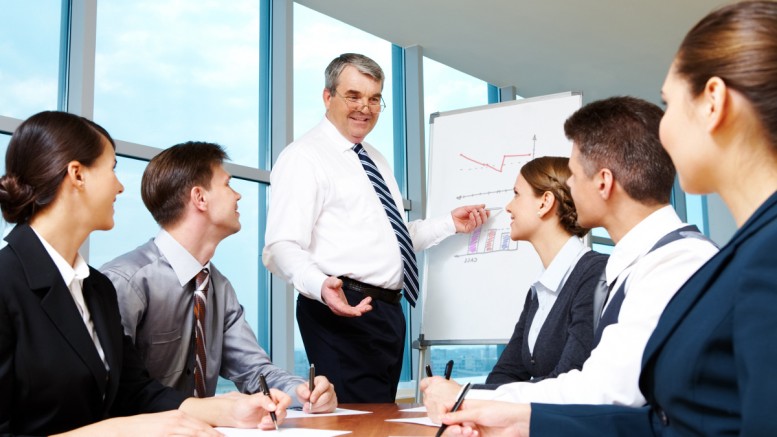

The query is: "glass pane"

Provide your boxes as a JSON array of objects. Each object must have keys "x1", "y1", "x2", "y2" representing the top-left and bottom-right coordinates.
[
  {"x1": 423, "y1": 56, "x2": 489, "y2": 172},
  {"x1": 592, "y1": 243, "x2": 615, "y2": 255},
  {"x1": 0, "y1": 1, "x2": 61, "y2": 119},
  {"x1": 685, "y1": 194, "x2": 707, "y2": 235},
  {"x1": 212, "y1": 179, "x2": 264, "y2": 341},
  {"x1": 0, "y1": 134, "x2": 13, "y2": 249},
  {"x1": 429, "y1": 345, "x2": 500, "y2": 383},
  {"x1": 213, "y1": 179, "x2": 267, "y2": 395},
  {"x1": 591, "y1": 227, "x2": 611, "y2": 239},
  {"x1": 291, "y1": 3, "x2": 395, "y2": 378},
  {"x1": 94, "y1": 1, "x2": 261, "y2": 167},
  {"x1": 293, "y1": 3, "x2": 394, "y2": 168},
  {"x1": 89, "y1": 157, "x2": 158, "y2": 268}
]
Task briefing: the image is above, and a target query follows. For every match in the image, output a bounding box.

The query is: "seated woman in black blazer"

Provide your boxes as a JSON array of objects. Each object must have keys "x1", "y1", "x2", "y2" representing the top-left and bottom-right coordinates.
[
  {"x1": 485, "y1": 157, "x2": 607, "y2": 386},
  {"x1": 0, "y1": 111, "x2": 290, "y2": 436}
]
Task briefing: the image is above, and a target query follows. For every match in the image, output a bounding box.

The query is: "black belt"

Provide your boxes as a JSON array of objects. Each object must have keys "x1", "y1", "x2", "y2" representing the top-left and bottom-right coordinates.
[{"x1": 338, "y1": 276, "x2": 402, "y2": 304}]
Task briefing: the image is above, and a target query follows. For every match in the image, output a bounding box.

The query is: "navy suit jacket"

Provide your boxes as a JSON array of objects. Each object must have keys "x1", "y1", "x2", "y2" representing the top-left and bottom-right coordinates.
[
  {"x1": 0, "y1": 224, "x2": 185, "y2": 437},
  {"x1": 530, "y1": 191, "x2": 777, "y2": 436}
]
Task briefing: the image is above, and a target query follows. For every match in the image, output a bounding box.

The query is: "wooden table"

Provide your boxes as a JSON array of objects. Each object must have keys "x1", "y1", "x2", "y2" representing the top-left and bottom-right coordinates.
[{"x1": 283, "y1": 403, "x2": 438, "y2": 436}]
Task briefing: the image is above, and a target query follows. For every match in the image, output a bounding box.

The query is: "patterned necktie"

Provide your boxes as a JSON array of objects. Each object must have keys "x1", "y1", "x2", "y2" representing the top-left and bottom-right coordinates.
[
  {"x1": 591, "y1": 271, "x2": 611, "y2": 332},
  {"x1": 352, "y1": 143, "x2": 419, "y2": 306},
  {"x1": 193, "y1": 268, "x2": 209, "y2": 398}
]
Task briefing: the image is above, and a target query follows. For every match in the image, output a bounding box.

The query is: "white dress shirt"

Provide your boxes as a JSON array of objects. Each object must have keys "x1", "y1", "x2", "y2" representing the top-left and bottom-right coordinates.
[
  {"x1": 527, "y1": 236, "x2": 589, "y2": 353},
  {"x1": 32, "y1": 227, "x2": 108, "y2": 371},
  {"x1": 263, "y1": 117, "x2": 455, "y2": 302},
  {"x1": 469, "y1": 206, "x2": 718, "y2": 406}
]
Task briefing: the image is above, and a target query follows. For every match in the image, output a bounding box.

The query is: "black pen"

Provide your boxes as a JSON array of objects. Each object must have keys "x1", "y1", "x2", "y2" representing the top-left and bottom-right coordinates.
[
  {"x1": 258, "y1": 373, "x2": 279, "y2": 430},
  {"x1": 308, "y1": 363, "x2": 315, "y2": 412},
  {"x1": 425, "y1": 364, "x2": 433, "y2": 378},
  {"x1": 435, "y1": 382, "x2": 471, "y2": 437},
  {"x1": 444, "y1": 360, "x2": 454, "y2": 380}
]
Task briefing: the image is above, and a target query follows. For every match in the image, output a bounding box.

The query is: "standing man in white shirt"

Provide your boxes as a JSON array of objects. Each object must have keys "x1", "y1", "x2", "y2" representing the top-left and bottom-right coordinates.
[
  {"x1": 263, "y1": 53, "x2": 489, "y2": 403},
  {"x1": 422, "y1": 96, "x2": 719, "y2": 418}
]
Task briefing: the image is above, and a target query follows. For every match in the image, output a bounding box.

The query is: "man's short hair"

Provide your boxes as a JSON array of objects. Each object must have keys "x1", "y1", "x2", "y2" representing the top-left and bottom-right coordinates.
[
  {"x1": 564, "y1": 96, "x2": 675, "y2": 204},
  {"x1": 141, "y1": 141, "x2": 229, "y2": 227},
  {"x1": 324, "y1": 53, "x2": 384, "y2": 94}
]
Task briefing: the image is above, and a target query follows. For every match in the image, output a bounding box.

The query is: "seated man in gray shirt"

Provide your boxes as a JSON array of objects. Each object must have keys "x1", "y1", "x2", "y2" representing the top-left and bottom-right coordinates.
[{"x1": 101, "y1": 141, "x2": 336, "y2": 411}]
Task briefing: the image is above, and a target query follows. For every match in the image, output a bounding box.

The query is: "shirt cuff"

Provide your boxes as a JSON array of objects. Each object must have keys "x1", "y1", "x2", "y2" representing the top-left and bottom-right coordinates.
[{"x1": 298, "y1": 268, "x2": 329, "y2": 304}]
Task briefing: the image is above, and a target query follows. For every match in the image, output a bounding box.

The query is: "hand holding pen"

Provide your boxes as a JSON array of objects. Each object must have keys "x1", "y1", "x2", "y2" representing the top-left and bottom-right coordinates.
[
  {"x1": 295, "y1": 364, "x2": 338, "y2": 413},
  {"x1": 436, "y1": 382, "x2": 472, "y2": 437},
  {"x1": 308, "y1": 364, "x2": 315, "y2": 412},
  {"x1": 258, "y1": 373, "x2": 279, "y2": 430}
]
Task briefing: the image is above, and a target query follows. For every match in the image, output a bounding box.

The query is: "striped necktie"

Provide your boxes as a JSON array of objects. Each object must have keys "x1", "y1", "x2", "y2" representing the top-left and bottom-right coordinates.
[
  {"x1": 352, "y1": 143, "x2": 419, "y2": 306},
  {"x1": 193, "y1": 268, "x2": 209, "y2": 397}
]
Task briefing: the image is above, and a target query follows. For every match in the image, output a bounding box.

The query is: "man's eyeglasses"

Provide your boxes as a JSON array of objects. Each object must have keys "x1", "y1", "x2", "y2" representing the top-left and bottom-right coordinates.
[{"x1": 333, "y1": 90, "x2": 386, "y2": 113}]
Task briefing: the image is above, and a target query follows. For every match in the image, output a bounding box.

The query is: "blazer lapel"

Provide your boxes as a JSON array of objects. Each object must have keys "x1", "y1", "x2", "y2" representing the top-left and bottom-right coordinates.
[
  {"x1": 8, "y1": 225, "x2": 109, "y2": 395},
  {"x1": 642, "y1": 192, "x2": 777, "y2": 367}
]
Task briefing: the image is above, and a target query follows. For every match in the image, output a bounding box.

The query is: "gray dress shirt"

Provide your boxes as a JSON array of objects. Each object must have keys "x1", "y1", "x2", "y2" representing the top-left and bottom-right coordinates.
[{"x1": 101, "y1": 231, "x2": 304, "y2": 403}]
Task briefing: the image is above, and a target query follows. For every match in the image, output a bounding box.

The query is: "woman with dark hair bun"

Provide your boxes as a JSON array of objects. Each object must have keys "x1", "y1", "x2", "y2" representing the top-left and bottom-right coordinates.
[
  {"x1": 0, "y1": 111, "x2": 288, "y2": 436},
  {"x1": 438, "y1": 1, "x2": 777, "y2": 435},
  {"x1": 484, "y1": 157, "x2": 606, "y2": 386}
]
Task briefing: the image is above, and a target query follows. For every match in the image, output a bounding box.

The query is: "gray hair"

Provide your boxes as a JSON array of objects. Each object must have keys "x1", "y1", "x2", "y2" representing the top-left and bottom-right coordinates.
[{"x1": 325, "y1": 53, "x2": 384, "y2": 93}]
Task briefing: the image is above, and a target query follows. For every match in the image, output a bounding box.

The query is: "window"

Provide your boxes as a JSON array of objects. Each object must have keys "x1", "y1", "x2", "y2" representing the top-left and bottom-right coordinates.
[
  {"x1": 423, "y1": 56, "x2": 489, "y2": 171},
  {"x1": 94, "y1": 0, "x2": 262, "y2": 167},
  {"x1": 89, "y1": 1, "x2": 268, "y2": 394},
  {"x1": 88, "y1": 157, "x2": 158, "y2": 268},
  {"x1": 0, "y1": 1, "x2": 61, "y2": 119},
  {"x1": 685, "y1": 194, "x2": 708, "y2": 235}
]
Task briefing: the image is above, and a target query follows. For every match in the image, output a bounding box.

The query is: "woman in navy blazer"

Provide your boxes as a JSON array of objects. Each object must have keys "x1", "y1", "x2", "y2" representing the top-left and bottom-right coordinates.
[
  {"x1": 439, "y1": 1, "x2": 777, "y2": 435},
  {"x1": 0, "y1": 112, "x2": 288, "y2": 436},
  {"x1": 484, "y1": 157, "x2": 607, "y2": 386}
]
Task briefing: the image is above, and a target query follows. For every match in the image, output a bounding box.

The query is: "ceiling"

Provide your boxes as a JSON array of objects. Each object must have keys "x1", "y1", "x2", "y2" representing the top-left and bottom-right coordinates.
[{"x1": 296, "y1": 0, "x2": 727, "y2": 104}]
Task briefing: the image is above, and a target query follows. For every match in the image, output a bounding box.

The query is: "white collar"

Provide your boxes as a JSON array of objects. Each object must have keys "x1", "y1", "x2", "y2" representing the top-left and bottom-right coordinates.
[
  {"x1": 534, "y1": 236, "x2": 588, "y2": 294},
  {"x1": 154, "y1": 229, "x2": 210, "y2": 287},
  {"x1": 30, "y1": 226, "x2": 90, "y2": 286}
]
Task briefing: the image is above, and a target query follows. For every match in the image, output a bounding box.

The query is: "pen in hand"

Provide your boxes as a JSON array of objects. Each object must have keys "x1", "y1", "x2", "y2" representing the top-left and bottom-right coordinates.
[
  {"x1": 435, "y1": 382, "x2": 471, "y2": 437},
  {"x1": 308, "y1": 363, "x2": 315, "y2": 412},
  {"x1": 425, "y1": 364, "x2": 433, "y2": 378},
  {"x1": 444, "y1": 360, "x2": 454, "y2": 380},
  {"x1": 258, "y1": 373, "x2": 279, "y2": 430}
]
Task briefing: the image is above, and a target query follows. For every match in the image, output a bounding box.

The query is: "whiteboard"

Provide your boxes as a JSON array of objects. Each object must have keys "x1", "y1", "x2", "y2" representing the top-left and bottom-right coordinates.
[{"x1": 421, "y1": 92, "x2": 582, "y2": 343}]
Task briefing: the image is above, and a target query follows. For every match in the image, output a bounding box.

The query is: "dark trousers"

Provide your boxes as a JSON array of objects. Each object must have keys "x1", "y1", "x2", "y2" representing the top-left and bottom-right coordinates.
[{"x1": 296, "y1": 289, "x2": 405, "y2": 403}]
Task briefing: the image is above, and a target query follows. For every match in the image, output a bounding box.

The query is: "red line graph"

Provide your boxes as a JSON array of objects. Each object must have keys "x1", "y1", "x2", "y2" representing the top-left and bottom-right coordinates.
[{"x1": 459, "y1": 152, "x2": 532, "y2": 173}]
